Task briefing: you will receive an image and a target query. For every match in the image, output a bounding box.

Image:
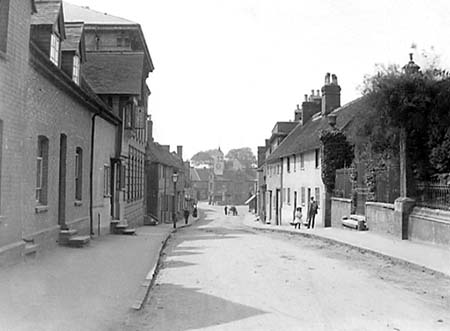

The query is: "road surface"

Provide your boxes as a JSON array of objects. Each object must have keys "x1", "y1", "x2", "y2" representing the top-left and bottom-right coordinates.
[{"x1": 123, "y1": 204, "x2": 450, "y2": 331}]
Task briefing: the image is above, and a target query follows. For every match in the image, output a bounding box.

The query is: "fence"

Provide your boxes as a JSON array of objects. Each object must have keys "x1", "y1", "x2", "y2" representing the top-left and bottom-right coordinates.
[{"x1": 415, "y1": 181, "x2": 450, "y2": 210}]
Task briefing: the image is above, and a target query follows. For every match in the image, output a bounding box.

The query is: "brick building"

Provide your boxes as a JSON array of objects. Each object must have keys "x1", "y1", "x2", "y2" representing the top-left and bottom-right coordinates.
[
  {"x1": 0, "y1": 0, "x2": 123, "y2": 265},
  {"x1": 64, "y1": 3, "x2": 154, "y2": 229}
]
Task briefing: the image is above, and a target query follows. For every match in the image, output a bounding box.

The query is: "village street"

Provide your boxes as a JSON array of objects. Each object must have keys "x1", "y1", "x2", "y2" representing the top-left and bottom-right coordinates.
[{"x1": 123, "y1": 204, "x2": 450, "y2": 331}]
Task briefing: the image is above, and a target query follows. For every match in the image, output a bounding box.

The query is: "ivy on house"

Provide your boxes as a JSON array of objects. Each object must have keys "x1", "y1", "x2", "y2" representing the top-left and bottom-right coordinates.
[{"x1": 320, "y1": 128, "x2": 354, "y2": 193}]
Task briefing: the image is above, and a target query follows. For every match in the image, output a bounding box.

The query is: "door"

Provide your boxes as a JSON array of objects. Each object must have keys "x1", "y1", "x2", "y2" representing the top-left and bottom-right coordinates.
[
  {"x1": 269, "y1": 191, "x2": 272, "y2": 221},
  {"x1": 307, "y1": 188, "x2": 311, "y2": 218},
  {"x1": 58, "y1": 134, "x2": 67, "y2": 228},
  {"x1": 293, "y1": 191, "x2": 297, "y2": 220},
  {"x1": 275, "y1": 189, "x2": 280, "y2": 225}
]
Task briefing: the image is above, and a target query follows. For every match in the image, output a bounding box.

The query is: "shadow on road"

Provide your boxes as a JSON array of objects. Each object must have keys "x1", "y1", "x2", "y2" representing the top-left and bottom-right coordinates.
[{"x1": 125, "y1": 283, "x2": 266, "y2": 331}]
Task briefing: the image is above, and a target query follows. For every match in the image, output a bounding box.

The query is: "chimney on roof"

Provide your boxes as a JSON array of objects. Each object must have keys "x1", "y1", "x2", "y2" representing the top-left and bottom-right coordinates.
[
  {"x1": 321, "y1": 72, "x2": 341, "y2": 116},
  {"x1": 294, "y1": 104, "x2": 302, "y2": 122},
  {"x1": 177, "y1": 145, "x2": 183, "y2": 159},
  {"x1": 146, "y1": 115, "x2": 153, "y2": 143}
]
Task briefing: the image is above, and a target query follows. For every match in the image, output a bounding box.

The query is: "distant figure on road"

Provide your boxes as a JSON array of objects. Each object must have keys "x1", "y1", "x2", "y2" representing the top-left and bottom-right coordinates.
[
  {"x1": 307, "y1": 197, "x2": 319, "y2": 229},
  {"x1": 224, "y1": 206, "x2": 228, "y2": 215},
  {"x1": 290, "y1": 207, "x2": 302, "y2": 229},
  {"x1": 230, "y1": 206, "x2": 238, "y2": 216},
  {"x1": 183, "y1": 208, "x2": 190, "y2": 225},
  {"x1": 192, "y1": 204, "x2": 198, "y2": 218}
]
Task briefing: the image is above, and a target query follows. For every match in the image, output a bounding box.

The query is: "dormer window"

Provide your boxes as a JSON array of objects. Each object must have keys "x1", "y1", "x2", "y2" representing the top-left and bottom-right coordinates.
[
  {"x1": 50, "y1": 33, "x2": 60, "y2": 65},
  {"x1": 72, "y1": 55, "x2": 80, "y2": 84}
]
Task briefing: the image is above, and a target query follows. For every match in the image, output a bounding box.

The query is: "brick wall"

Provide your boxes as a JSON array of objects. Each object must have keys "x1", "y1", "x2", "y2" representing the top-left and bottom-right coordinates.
[{"x1": 0, "y1": 0, "x2": 33, "y2": 252}]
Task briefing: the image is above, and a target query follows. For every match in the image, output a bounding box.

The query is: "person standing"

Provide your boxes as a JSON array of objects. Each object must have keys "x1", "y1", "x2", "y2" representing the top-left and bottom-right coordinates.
[
  {"x1": 183, "y1": 208, "x2": 190, "y2": 225},
  {"x1": 308, "y1": 197, "x2": 319, "y2": 229},
  {"x1": 291, "y1": 207, "x2": 302, "y2": 229},
  {"x1": 224, "y1": 205, "x2": 228, "y2": 215},
  {"x1": 192, "y1": 204, "x2": 198, "y2": 218}
]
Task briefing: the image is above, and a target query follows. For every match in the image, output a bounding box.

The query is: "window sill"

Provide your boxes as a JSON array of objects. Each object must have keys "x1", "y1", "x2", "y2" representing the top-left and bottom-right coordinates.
[
  {"x1": 103, "y1": 194, "x2": 112, "y2": 198},
  {"x1": 35, "y1": 205, "x2": 49, "y2": 214},
  {"x1": 74, "y1": 200, "x2": 83, "y2": 207}
]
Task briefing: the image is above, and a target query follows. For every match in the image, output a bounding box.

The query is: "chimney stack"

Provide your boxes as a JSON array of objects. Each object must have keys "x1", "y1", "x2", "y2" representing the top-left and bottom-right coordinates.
[
  {"x1": 294, "y1": 104, "x2": 302, "y2": 122},
  {"x1": 177, "y1": 145, "x2": 183, "y2": 159},
  {"x1": 146, "y1": 115, "x2": 153, "y2": 143},
  {"x1": 321, "y1": 72, "x2": 341, "y2": 116}
]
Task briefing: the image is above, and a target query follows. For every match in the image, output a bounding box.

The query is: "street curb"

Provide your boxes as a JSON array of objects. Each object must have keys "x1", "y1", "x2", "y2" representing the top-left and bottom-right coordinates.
[
  {"x1": 131, "y1": 217, "x2": 201, "y2": 310},
  {"x1": 247, "y1": 223, "x2": 450, "y2": 279}
]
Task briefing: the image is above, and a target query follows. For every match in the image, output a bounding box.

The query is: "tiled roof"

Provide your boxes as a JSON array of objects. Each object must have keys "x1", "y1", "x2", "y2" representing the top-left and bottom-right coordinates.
[
  {"x1": 147, "y1": 143, "x2": 184, "y2": 169},
  {"x1": 63, "y1": 2, "x2": 136, "y2": 25},
  {"x1": 266, "y1": 97, "x2": 368, "y2": 163},
  {"x1": 82, "y1": 52, "x2": 144, "y2": 95},
  {"x1": 195, "y1": 168, "x2": 210, "y2": 181},
  {"x1": 61, "y1": 22, "x2": 83, "y2": 51},
  {"x1": 32, "y1": 0, "x2": 61, "y2": 25}
]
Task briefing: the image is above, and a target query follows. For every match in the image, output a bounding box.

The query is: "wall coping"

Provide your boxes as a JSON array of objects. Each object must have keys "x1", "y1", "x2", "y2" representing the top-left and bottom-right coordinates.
[
  {"x1": 366, "y1": 201, "x2": 394, "y2": 210},
  {"x1": 331, "y1": 197, "x2": 351, "y2": 203},
  {"x1": 410, "y1": 206, "x2": 450, "y2": 226}
]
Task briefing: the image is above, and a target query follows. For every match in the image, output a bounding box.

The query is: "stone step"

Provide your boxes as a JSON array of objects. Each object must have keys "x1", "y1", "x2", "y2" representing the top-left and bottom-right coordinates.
[
  {"x1": 67, "y1": 235, "x2": 90, "y2": 248},
  {"x1": 121, "y1": 228, "x2": 136, "y2": 235},
  {"x1": 110, "y1": 219, "x2": 121, "y2": 224},
  {"x1": 23, "y1": 243, "x2": 39, "y2": 257},
  {"x1": 114, "y1": 224, "x2": 129, "y2": 229},
  {"x1": 59, "y1": 229, "x2": 78, "y2": 237}
]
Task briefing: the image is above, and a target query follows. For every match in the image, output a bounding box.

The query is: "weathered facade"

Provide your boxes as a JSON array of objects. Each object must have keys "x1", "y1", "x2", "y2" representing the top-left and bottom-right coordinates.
[
  {"x1": 64, "y1": 3, "x2": 154, "y2": 229},
  {"x1": 0, "y1": 0, "x2": 122, "y2": 265}
]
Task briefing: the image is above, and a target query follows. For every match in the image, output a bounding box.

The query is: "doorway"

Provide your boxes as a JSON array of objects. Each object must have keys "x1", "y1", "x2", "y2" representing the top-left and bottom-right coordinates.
[
  {"x1": 275, "y1": 189, "x2": 280, "y2": 225},
  {"x1": 293, "y1": 191, "x2": 297, "y2": 220},
  {"x1": 58, "y1": 134, "x2": 67, "y2": 228}
]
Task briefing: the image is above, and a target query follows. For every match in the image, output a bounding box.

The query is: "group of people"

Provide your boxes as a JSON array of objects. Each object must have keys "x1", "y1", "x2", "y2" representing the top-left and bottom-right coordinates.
[
  {"x1": 183, "y1": 203, "x2": 198, "y2": 225},
  {"x1": 224, "y1": 205, "x2": 238, "y2": 216},
  {"x1": 290, "y1": 197, "x2": 319, "y2": 230}
]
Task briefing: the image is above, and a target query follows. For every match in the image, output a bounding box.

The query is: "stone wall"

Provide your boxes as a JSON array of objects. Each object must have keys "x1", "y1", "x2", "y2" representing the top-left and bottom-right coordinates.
[
  {"x1": 409, "y1": 207, "x2": 450, "y2": 246},
  {"x1": 366, "y1": 202, "x2": 396, "y2": 236},
  {"x1": 331, "y1": 197, "x2": 351, "y2": 228}
]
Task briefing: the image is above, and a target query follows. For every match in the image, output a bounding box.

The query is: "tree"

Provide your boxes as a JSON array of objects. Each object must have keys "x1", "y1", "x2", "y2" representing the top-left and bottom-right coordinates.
[
  {"x1": 362, "y1": 60, "x2": 450, "y2": 181},
  {"x1": 191, "y1": 151, "x2": 214, "y2": 166},
  {"x1": 225, "y1": 147, "x2": 256, "y2": 169}
]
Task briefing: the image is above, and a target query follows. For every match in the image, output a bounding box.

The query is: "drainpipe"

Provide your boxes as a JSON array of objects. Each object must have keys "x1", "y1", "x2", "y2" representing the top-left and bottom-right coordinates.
[
  {"x1": 279, "y1": 157, "x2": 283, "y2": 225},
  {"x1": 90, "y1": 113, "x2": 99, "y2": 236}
]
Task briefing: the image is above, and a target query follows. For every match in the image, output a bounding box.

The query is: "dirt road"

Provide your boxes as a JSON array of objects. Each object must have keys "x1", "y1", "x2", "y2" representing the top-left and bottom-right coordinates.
[{"x1": 123, "y1": 204, "x2": 450, "y2": 331}]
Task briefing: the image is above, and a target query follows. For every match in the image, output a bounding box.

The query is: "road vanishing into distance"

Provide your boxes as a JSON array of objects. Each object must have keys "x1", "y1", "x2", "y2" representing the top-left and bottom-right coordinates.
[{"x1": 122, "y1": 204, "x2": 450, "y2": 331}]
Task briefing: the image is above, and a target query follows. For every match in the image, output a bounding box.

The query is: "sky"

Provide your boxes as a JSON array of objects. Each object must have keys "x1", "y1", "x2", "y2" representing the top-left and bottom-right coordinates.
[{"x1": 65, "y1": 0, "x2": 450, "y2": 159}]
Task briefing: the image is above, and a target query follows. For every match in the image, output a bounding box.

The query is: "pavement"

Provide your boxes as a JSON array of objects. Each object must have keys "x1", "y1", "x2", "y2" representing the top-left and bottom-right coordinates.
[
  {"x1": 242, "y1": 211, "x2": 450, "y2": 277},
  {"x1": 0, "y1": 215, "x2": 198, "y2": 331}
]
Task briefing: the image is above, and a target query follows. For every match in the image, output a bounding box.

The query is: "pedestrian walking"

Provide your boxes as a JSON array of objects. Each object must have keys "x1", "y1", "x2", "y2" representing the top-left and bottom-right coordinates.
[
  {"x1": 183, "y1": 208, "x2": 190, "y2": 225},
  {"x1": 307, "y1": 197, "x2": 319, "y2": 229},
  {"x1": 290, "y1": 207, "x2": 303, "y2": 229},
  {"x1": 224, "y1": 206, "x2": 228, "y2": 215}
]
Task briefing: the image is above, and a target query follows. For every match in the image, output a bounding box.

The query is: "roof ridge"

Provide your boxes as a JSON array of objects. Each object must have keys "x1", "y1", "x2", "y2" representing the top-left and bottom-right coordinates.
[{"x1": 63, "y1": 2, "x2": 137, "y2": 25}]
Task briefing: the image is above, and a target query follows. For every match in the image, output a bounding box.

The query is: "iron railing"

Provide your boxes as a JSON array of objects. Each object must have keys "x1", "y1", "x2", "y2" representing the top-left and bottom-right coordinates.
[{"x1": 416, "y1": 181, "x2": 450, "y2": 210}]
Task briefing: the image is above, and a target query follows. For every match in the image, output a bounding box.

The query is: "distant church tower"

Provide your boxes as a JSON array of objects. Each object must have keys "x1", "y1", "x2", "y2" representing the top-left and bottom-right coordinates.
[{"x1": 213, "y1": 147, "x2": 224, "y2": 175}]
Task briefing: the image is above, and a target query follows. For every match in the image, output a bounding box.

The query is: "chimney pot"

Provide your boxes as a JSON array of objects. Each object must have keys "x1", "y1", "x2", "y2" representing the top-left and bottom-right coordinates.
[
  {"x1": 316, "y1": 89, "x2": 320, "y2": 97},
  {"x1": 325, "y1": 73, "x2": 331, "y2": 84},
  {"x1": 304, "y1": 94, "x2": 308, "y2": 101},
  {"x1": 331, "y1": 74, "x2": 338, "y2": 85},
  {"x1": 311, "y1": 89, "x2": 315, "y2": 96}
]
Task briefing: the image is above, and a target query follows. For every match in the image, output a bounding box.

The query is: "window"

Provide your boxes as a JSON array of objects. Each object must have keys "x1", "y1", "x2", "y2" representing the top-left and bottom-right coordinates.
[
  {"x1": 300, "y1": 153, "x2": 304, "y2": 169},
  {"x1": 117, "y1": 35, "x2": 130, "y2": 48},
  {"x1": 0, "y1": 0, "x2": 10, "y2": 53},
  {"x1": 75, "y1": 147, "x2": 83, "y2": 200},
  {"x1": 315, "y1": 149, "x2": 320, "y2": 168},
  {"x1": 124, "y1": 103, "x2": 133, "y2": 129},
  {"x1": 301, "y1": 187, "x2": 305, "y2": 205},
  {"x1": 36, "y1": 136, "x2": 49, "y2": 205},
  {"x1": 293, "y1": 155, "x2": 296, "y2": 172},
  {"x1": 287, "y1": 157, "x2": 290, "y2": 173},
  {"x1": 315, "y1": 187, "x2": 320, "y2": 206},
  {"x1": 127, "y1": 146, "x2": 145, "y2": 202},
  {"x1": 283, "y1": 188, "x2": 286, "y2": 202},
  {"x1": 287, "y1": 188, "x2": 291, "y2": 205},
  {"x1": 50, "y1": 33, "x2": 60, "y2": 66},
  {"x1": 72, "y1": 55, "x2": 80, "y2": 84},
  {"x1": 103, "y1": 165, "x2": 111, "y2": 197}
]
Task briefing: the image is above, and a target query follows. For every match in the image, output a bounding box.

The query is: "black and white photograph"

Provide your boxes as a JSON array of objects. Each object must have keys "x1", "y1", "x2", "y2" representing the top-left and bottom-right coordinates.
[{"x1": 1, "y1": 0, "x2": 450, "y2": 330}]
